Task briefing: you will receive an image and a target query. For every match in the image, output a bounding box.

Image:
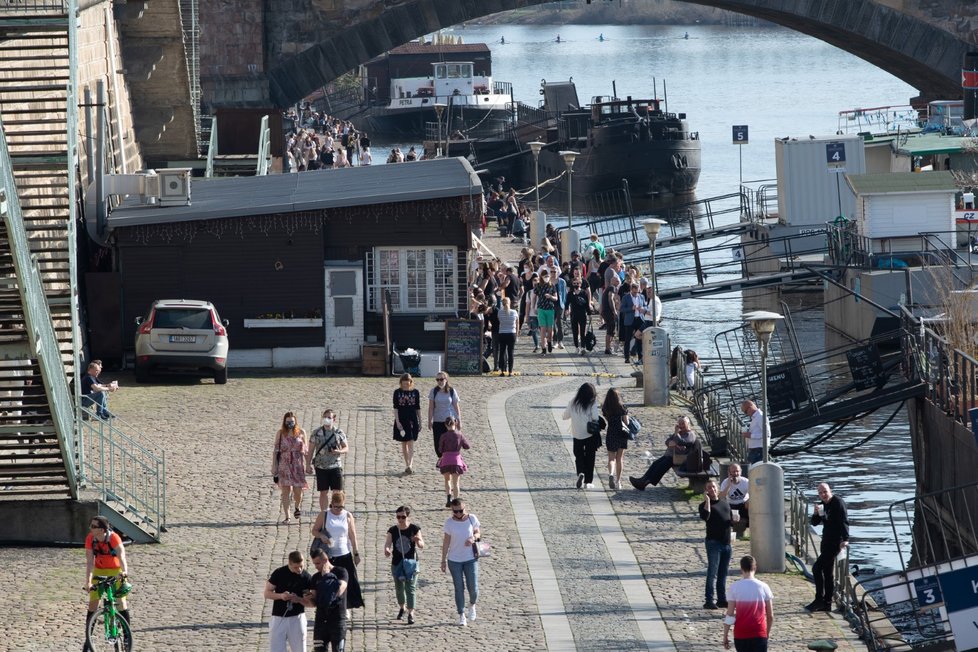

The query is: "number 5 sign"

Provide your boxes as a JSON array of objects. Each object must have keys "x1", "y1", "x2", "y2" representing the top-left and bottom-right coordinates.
[{"x1": 732, "y1": 125, "x2": 748, "y2": 145}]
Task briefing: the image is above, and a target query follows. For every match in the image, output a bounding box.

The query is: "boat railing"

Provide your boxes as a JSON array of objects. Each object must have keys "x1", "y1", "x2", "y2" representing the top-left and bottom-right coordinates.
[
  {"x1": 918, "y1": 231, "x2": 974, "y2": 277},
  {"x1": 901, "y1": 304, "x2": 978, "y2": 428},
  {"x1": 493, "y1": 81, "x2": 513, "y2": 97},
  {"x1": 825, "y1": 220, "x2": 873, "y2": 268},
  {"x1": 836, "y1": 104, "x2": 921, "y2": 136}
]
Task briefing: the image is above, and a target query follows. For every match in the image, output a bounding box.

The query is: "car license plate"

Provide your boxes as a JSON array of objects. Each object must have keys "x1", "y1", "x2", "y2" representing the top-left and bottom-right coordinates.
[{"x1": 169, "y1": 335, "x2": 196, "y2": 343}]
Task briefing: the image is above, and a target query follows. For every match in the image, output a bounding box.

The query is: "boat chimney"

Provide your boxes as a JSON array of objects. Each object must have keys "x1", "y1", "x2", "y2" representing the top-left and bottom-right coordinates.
[{"x1": 965, "y1": 52, "x2": 978, "y2": 121}]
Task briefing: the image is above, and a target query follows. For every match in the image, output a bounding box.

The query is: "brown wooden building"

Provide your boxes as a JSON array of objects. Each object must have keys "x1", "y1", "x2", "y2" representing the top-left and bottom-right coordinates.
[{"x1": 88, "y1": 158, "x2": 483, "y2": 368}]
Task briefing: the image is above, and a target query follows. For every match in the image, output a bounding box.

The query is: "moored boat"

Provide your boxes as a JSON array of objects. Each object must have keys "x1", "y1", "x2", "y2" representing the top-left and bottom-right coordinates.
[
  {"x1": 341, "y1": 38, "x2": 513, "y2": 137},
  {"x1": 531, "y1": 80, "x2": 701, "y2": 197}
]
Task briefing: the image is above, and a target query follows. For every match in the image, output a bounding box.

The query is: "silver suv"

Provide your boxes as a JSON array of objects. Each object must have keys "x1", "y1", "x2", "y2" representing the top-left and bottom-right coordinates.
[{"x1": 134, "y1": 299, "x2": 230, "y2": 384}]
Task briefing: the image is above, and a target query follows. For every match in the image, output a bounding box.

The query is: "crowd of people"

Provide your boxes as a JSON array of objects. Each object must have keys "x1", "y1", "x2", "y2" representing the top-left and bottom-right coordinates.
[
  {"x1": 283, "y1": 107, "x2": 371, "y2": 172},
  {"x1": 261, "y1": 369, "x2": 482, "y2": 650},
  {"x1": 467, "y1": 231, "x2": 669, "y2": 374}
]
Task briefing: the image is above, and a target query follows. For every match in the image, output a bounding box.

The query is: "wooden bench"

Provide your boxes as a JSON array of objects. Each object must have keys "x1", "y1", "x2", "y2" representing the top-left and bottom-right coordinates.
[{"x1": 671, "y1": 450, "x2": 718, "y2": 493}]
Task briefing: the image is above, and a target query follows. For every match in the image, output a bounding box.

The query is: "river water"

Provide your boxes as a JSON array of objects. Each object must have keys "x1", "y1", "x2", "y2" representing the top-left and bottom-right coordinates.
[{"x1": 372, "y1": 23, "x2": 919, "y2": 571}]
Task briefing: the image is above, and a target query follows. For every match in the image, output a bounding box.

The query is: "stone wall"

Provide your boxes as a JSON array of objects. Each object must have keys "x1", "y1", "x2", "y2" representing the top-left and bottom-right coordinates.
[
  {"x1": 77, "y1": 1, "x2": 143, "y2": 182},
  {"x1": 198, "y1": 0, "x2": 269, "y2": 109},
  {"x1": 116, "y1": 0, "x2": 198, "y2": 161}
]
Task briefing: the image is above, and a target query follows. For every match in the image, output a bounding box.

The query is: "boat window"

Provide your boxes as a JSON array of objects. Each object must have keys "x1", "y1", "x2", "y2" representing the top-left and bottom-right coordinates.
[
  {"x1": 462, "y1": 63, "x2": 472, "y2": 78},
  {"x1": 435, "y1": 64, "x2": 446, "y2": 79},
  {"x1": 447, "y1": 64, "x2": 461, "y2": 78}
]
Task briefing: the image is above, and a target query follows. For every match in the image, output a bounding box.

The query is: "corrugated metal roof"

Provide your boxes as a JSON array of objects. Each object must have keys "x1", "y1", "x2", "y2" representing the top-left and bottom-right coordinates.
[
  {"x1": 845, "y1": 171, "x2": 957, "y2": 195},
  {"x1": 892, "y1": 132, "x2": 973, "y2": 156},
  {"x1": 388, "y1": 43, "x2": 490, "y2": 56},
  {"x1": 107, "y1": 158, "x2": 484, "y2": 229}
]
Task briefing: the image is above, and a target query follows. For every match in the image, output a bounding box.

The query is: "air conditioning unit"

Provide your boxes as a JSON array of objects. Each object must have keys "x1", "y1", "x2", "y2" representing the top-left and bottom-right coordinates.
[{"x1": 157, "y1": 168, "x2": 192, "y2": 207}]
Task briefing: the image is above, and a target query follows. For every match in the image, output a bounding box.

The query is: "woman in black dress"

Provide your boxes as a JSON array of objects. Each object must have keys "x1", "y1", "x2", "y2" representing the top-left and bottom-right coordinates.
[
  {"x1": 602, "y1": 387, "x2": 629, "y2": 490},
  {"x1": 393, "y1": 373, "x2": 421, "y2": 475}
]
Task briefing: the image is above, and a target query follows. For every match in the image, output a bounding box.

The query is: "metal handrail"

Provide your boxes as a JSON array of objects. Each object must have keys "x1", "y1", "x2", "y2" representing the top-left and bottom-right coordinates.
[
  {"x1": 256, "y1": 115, "x2": 270, "y2": 176},
  {"x1": 66, "y1": 0, "x2": 79, "y2": 381},
  {"x1": 204, "y1": 115, "x2": 217, "y2": 178},
  {"x1": 0, "y1": 118, "x2": 78, "y2": 496},
  {"x1": 77, "y1": 404, "x2": 167, "y2": 536},
  {"x1": 0, "y1": 0, "x2": 67, "y2": 12}
]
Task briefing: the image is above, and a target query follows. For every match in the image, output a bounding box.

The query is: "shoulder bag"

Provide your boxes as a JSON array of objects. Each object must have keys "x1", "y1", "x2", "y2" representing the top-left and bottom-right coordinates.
[
  {"x1": 391, "y1": 529, "x2": 419, "y2": 581},
  {"x1": 627, "y1": 415, "x2": 642, "y2": 441},
  {"x1": 468, "y1": 515, "x2": 491, "y2": 559}
]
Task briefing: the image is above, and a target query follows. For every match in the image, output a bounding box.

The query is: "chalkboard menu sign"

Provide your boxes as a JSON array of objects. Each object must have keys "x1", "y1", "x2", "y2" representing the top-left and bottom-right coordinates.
[
  {"x1": 765, "y1": 361, "x2": 807, "y2": 416},
  {"x1": 847, "y1": 344, "x2": 884, "y2": 390},
  {"x1": 444, "y1": 319, "x2": 483, "y2": 375}
]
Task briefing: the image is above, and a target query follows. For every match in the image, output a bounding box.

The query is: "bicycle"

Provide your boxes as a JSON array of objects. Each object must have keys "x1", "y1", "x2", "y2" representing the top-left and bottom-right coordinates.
[{"x1": 85, "y1": 574, "x2": 133, "y2": 652}]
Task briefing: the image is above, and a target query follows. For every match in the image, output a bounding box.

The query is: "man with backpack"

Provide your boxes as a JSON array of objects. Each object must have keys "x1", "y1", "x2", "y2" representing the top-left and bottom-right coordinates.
[
  {"x1": 305, "y1": 548, "x2": 349, "y2": 652},
  {"x1": 305, "y1": 409, "x2": 349, "y2": 511}
]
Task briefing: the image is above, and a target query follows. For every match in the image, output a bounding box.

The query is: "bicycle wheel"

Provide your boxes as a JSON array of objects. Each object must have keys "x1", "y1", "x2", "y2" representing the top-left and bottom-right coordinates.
[{"x1": 86, "y1": 608, "x2": 132, "y2": 652}]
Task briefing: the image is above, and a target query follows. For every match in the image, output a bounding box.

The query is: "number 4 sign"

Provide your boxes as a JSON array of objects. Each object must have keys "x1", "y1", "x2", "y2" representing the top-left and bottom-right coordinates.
[{"x1": 826, "y1": 142, "x2": 846, "y2": 173}]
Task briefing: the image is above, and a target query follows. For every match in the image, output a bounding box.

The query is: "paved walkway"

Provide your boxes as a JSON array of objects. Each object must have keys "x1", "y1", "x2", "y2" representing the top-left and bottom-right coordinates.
[{"x1": 0, "y1": 230, "x2": 868, "y2": 651}]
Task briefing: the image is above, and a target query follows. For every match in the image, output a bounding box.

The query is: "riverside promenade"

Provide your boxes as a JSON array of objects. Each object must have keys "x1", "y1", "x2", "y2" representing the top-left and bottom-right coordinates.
[{"x1": 0, "y1": 233, "x2": 865, "y2": 651}]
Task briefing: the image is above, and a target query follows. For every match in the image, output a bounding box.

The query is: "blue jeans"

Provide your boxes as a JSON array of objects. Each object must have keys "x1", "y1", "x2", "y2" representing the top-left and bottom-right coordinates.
[
  {"x1": 82, "y1": 392, "x2": 110, "y2": 418},
  {"x1": 447, "y1": 559, "x2": 479, "y2": 614},
  {"x1": 746, "y1": 448, "x2": 762, "y2": 465},
  {"x1": 705, "y1": 538, "x2": 731, "y2": 603}
]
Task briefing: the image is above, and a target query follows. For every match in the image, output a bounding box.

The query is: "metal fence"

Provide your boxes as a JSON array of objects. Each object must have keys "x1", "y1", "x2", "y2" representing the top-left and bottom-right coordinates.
[
  {"x1": 77, "y1": 405, "x2": 167, "y2": 538},
  {"x1": 0, "y1": 0, "x2": 66, "y2": 12}
]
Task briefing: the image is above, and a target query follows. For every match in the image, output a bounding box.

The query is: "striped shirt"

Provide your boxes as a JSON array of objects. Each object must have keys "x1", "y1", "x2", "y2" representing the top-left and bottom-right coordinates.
[{"x1": 498, "y1": 308, "x2": 519, "y2": 334}]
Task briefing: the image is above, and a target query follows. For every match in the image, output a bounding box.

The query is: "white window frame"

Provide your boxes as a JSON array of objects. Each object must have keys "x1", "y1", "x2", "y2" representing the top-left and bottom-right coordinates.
[{"x1": 372, "y1": 246, "x2": 457, "y2": 313}]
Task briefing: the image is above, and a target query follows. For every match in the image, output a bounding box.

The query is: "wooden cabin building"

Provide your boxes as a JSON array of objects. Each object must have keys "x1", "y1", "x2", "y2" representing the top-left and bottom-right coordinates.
[{"x1": 89, "y1": 158, "x2": 483, "y2": 369}]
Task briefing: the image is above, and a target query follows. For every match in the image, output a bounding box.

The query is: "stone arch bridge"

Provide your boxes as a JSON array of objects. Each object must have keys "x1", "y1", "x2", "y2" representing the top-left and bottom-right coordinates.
[{"x1": 200, "y1": 0, "x2": 978, "y2": 110}]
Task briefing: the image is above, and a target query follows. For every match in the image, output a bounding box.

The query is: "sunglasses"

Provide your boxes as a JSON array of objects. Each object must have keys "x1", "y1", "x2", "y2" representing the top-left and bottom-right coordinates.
[
  {"x1": 436, "y1": 378, "x2": 446, "y2": 382},
  {"x1": 330, "y1": 505, "x2": 343, "y2": 509},
  {"x1": 452, "y1": 509, "x2": 465, "y2": 514},
  {"x1": 395, "y1": 514, "x2": 407, "y2": 520}
]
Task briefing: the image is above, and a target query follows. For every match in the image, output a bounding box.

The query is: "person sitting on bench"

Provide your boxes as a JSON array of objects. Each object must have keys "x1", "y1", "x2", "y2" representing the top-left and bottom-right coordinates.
[{"x1": 629, "y1": 416, "x2": 697, "y2": 490}]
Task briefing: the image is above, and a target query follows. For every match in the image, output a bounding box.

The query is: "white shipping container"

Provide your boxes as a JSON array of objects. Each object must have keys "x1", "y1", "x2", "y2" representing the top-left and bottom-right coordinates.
[{"x1": 775, "y1": 135, "x2": 866, "y2": 227}]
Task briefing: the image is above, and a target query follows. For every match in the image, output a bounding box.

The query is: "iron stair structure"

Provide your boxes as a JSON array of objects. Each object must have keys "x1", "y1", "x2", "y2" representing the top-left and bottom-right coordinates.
[
  {"x1": 0, "y1": 2, "x2": 164, "y2": 541},
  {"x1": 0, "y1": 1, "x2": 77, "y2": 497}
]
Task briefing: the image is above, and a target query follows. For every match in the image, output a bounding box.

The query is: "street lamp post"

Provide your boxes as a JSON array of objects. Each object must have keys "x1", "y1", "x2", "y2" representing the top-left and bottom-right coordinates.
[
  {"x1": 559, "y1": 150, "x2": 579, "y2": 262},
  {"x1": 528, "y1": 141, "x2": 544, "y2": 213},
  {"x1": 641, "y1": 218, "x2": 667, "y2": 325},
  {"x1": 434, "y1": 103, "x2": 447, "y2": 157},
  {"x1": 743, "y1": 309, "x2": 785, "y2": 573}
]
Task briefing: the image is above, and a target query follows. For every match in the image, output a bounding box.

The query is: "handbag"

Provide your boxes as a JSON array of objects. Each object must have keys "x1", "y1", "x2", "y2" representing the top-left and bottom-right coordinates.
[
  {"x1": 586, "y1": 419, "x2": 603, "y2": 436},
  {"x1": 583, "y1": 315, "x2": 597, "y2": 352},
  {"x1": 310, "y1": 525, "x2": 330, "y2": 555},
  {"x1": 469, "y1": 515, "x2": 490, "y2": 559},
  {"x1": 627, "y1": 415, "x2": 642, "y2": 441},
  {"x1": 392, "y1": 558, "x2": 419, "y2": 581}
]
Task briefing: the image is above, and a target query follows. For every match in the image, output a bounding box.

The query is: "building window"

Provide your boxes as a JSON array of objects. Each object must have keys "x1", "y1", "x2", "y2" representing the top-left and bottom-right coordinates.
[{"x1": 372, "y1": 247, "x2": 457, "y2": 313}]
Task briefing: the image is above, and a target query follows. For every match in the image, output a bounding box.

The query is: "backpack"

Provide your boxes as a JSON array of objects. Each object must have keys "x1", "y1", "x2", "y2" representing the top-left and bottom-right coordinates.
[{"x1": 314, "y1": 572, "x2": 341, "y2": 608}]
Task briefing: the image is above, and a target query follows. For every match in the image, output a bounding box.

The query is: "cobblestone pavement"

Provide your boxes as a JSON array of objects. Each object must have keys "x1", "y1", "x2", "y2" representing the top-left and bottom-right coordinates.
[{"x1": 0, "y1": 228, "x2": 867, "y2": 651}]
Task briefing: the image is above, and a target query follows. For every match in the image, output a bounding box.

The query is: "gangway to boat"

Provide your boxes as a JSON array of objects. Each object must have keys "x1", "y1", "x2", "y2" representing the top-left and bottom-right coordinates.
[{"x1": 693, "y1": 301, "x2": 925, "y2": 459}]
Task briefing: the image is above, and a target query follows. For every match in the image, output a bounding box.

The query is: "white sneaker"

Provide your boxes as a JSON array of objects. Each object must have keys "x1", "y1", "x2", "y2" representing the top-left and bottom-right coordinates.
[
  {"x1": 467, "y1": 604, "x2": 477, "y2": 621},
  {"x1": 585, "y1": 483, "x2": 594, "y2": 489},
  {"x1": 457, "y1": 613, "x2": 467, "y2": 626}
]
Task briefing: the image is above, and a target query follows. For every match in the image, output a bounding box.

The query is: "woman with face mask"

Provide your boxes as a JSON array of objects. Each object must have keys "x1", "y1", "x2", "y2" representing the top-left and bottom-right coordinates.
[
  {"x1": 305, "y1": 408, "x2": 349, "y2": 512},
  {"x1": 274, "y1": 411, "x2": 308, "y2": 524}
]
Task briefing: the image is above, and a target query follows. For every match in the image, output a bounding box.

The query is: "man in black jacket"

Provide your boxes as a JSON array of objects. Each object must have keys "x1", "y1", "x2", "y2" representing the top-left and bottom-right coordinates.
[
  {"x1": 699, "y1": 480, "x2": 733, "y2": 610},
  {"x1": 806, "y1": 482, "x2": 849, "y2": 612}
]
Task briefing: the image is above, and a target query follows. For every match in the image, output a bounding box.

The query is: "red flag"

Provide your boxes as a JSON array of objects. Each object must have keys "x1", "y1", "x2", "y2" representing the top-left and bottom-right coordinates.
[{"x1": 962, "y1": 69, "x2": 978, "y2": 89}]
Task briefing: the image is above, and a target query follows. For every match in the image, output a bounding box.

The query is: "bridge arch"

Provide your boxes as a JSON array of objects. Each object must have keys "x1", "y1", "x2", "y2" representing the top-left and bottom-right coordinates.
[{"x1": 263, "y1": 0, "x2": 970, "y2": 108}]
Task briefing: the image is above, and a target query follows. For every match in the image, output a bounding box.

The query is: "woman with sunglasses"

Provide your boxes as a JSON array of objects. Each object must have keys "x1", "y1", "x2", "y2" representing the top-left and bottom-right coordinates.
[
  {"x1": 441, "y1": 498, "x2": 480, "y2": 627},
  {"x1": 310, "y1": 490, "x2": 365, "y2": 611},
  {"x1": 427, "y1": 372, "x2": 461, "y2": 457},
  {"x1": 84, "y1": 515, "x2": 130, "y2": 649},
  {"x1": 273, "y1": 411, "x2": 308, "y2": 524},
  {"x1": 383, "y1": 506, "x2": 425, "y2": 624}
]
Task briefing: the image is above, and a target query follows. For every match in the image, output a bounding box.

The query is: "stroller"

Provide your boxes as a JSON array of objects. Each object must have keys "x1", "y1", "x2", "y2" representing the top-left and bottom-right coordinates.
[{"x1": 393, "y1": 344, "x2": 421, "y2": 375}]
